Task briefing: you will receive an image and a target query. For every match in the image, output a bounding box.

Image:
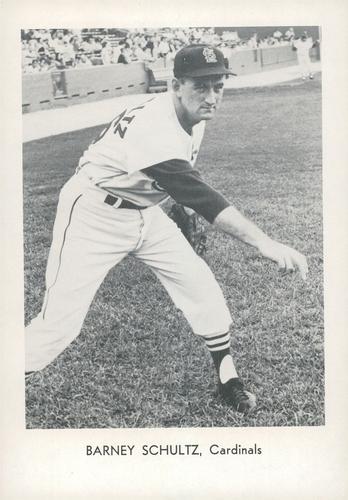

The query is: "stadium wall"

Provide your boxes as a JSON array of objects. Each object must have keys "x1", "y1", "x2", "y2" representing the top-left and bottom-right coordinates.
[
  {"x1": 22, "y1": 62, "x2": 149, "y2": 113},
  {"x1": 22, "y1": 46, "x2": 320, "y2": 113},
  {"x1": 228, "y1": 45, "x2": 319, "y2": 75}
]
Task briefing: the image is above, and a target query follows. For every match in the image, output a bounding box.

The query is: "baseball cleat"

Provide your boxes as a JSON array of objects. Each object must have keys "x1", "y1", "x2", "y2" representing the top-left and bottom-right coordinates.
[{"x1": 219, "y1": 378, "x2": 256, "y2": 413}]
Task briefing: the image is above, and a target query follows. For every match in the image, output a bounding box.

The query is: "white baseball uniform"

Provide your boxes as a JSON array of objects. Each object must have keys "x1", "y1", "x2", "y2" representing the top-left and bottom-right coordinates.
[
  {"x1": 26, "y1": 92, "x2": 233, "y2": 372},
  {"x1": 293, "y1": 37, "x2": 313, "y2": 78}
]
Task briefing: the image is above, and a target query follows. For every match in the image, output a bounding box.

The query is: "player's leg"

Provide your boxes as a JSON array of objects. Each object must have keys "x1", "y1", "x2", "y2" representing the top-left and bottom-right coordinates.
[
  {"x1": 133, "y1": 207, "x2": 256, "y2": 412},
  {"x1": 298, "y1": 53, "x2": 310, "y2": 79},
  {"x1": 202, "y1": 333, "x2": 256, "y2": 412},
  {"x1": 25, "y1": 176, "x2": 137, "y2": 373},
  {"x1": 305, "y1": 54, "x2": 314, "y2": 79}
]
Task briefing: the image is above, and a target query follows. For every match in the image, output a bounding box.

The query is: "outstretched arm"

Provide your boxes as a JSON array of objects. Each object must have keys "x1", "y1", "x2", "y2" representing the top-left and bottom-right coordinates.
[
  {"x1": 144, "y1": 160, "x2": 308, "y2": 279},
  {"x1": 213, "y1": 206, "x2": 308, "y2": 280}
]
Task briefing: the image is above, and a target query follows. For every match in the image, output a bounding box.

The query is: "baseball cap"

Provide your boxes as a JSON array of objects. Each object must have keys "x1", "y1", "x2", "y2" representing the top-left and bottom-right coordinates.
[{"x1": 174, "y1": 44, "x2": 235, "y2": 78}]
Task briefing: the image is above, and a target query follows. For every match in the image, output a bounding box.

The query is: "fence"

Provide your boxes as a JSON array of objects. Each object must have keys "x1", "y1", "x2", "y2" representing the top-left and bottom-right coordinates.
[
  {"x1": 22, "y1": 45, "x2": 320, "y2": 113},
  {"x1": 228, "y1": 45, "x2": 301, "y2": 75},
  {"x1": 22, "y1": 62, "x2": 149, "y2": 113},
  {"x1": 147, "y1": 44, "x2": 320, "y2": 91}
]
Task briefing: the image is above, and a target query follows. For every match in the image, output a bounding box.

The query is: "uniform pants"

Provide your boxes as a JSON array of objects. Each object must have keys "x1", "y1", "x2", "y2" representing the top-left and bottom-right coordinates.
[
  {"x1": 298, "y1": 53, "x2": 312, "y2": 77},
  {"x1": 25, "y1": 173, "x2": 232, "y2": 372}
]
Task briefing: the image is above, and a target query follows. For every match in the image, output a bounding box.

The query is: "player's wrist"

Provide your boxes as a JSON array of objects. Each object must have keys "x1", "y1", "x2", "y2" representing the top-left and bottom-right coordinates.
[{"x1": 254, "y1": 235, "x2": 275, "y2": 253}]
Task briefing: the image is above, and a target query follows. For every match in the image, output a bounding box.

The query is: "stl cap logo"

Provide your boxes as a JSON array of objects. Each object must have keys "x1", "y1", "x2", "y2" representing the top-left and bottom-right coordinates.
[{"x1": 202, "y1": 47, "x2": 217, "y2": 63}]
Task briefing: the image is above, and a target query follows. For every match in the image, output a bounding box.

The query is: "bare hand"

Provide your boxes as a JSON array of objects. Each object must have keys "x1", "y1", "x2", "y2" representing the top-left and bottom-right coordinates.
[{"x1": 258, "y1": 238, "x2": 308, "y2": 280}]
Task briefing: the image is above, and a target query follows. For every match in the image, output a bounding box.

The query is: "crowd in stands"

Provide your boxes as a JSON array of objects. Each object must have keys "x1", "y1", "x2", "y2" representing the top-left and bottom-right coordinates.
[{"x1": 21, "y1": 27, "x2": 307, "y2": 74}]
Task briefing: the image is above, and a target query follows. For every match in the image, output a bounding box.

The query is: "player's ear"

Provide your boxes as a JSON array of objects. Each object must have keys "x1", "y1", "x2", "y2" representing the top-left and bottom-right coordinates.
[
  {"x1": 172, "y1": 78, "x2": 181, "y2": 93},
  {"x1": 172, "y1": 77, "x2": 189, "y2": 95}
]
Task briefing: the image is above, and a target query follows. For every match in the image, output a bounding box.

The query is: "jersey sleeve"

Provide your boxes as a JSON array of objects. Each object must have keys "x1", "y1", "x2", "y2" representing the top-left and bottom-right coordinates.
[{"x1": 143, "y1": 159, "x2": 230, "y2": 223}]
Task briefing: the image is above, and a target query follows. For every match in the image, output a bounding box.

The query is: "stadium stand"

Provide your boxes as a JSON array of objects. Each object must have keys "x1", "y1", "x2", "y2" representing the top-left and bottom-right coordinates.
[
  {"x1": 21, "y1": 27, "x2": 320, "y2": 74},
  {"x1": 21, "y1": 27, "x2": 321, "y2": 111}
]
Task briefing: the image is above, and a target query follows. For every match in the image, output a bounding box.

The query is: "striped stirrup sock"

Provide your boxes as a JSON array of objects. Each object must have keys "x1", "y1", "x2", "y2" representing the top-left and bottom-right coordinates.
[
  {"x1": 203, "y1": 331, "x2": 231, "y2": 352},
  {"x1": 203, "y1": 332, "x2": 238, "y2": 383}
]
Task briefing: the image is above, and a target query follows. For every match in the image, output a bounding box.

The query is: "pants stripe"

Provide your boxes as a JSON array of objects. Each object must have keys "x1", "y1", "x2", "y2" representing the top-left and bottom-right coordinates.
[{"x1": 42, "y1": 194, "x2": 83, "y2": 319}]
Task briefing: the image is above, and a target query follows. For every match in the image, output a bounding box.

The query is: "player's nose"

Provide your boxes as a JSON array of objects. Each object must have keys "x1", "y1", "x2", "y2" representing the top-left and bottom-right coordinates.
[{"x1": 204, "y1": 88, "x2": 216, "y2": 105}]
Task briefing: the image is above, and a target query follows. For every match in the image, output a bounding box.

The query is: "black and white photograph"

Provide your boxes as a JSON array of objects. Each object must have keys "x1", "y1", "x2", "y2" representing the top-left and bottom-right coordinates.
[
  {"x1": 22, "y1": 25, "x2": 323, "y2": 429},
  {"x1": 1, "y1": 0, "x2": 348, "y2": 498}
]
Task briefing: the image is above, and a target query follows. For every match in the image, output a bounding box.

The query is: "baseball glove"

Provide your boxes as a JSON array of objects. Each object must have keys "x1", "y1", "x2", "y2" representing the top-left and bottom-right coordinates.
[{"x1": 168, "y1": 203, "x2": 207, "y2": 257}]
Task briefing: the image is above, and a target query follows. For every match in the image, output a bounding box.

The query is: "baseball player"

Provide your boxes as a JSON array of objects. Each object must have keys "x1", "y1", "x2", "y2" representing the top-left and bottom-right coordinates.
[
  {"x1": 293, "y1": 33, "x2": 315, "y2": 80},
  {"x1": 25, "y1": 44, "x2": 308, "y2": 413}
]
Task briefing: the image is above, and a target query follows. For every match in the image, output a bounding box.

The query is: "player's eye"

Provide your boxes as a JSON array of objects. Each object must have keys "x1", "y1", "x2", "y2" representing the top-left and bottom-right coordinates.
[{"x1": 214, "y1": 84, "x2": 224, "y2": 92}]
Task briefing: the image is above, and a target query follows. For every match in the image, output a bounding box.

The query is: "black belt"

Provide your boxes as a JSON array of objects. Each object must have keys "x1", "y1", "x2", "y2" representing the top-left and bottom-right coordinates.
[{"x1": 104, "y1": 194, "x2": 146, "y2": 210}]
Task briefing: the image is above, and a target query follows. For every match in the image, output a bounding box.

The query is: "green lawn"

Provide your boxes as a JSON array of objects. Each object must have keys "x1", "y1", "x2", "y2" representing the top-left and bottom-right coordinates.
[{"x1": 24, "y1": 77, "x2": 323, "y2": 428}]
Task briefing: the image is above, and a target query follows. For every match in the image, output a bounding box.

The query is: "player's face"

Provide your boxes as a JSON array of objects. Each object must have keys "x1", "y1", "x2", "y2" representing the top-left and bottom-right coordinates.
[{"x1": 175, "y1": 75, "x2": 225, "y2": 126}]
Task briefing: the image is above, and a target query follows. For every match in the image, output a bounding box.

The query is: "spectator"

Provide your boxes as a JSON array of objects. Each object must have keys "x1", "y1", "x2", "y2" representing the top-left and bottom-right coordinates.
[
  {"x1": 81, "y1": 36, "x2": 95, "y2": 55},
  {"x1": 60, "y1": 39, "x2": 75, "y2": 66},
  {"x1": 50, "y1": 30, "x2": 65, "y2": 53},
  {"x1": 22, "y1": 40, "x2": 34, "y2": 66},
  {"x1": 28, "y1": 59, "x2": 41, "y2": 73},
  {"x1": 145, "y1": 35, "x2": 155, "y2": 57},
  {"x1": 142, "y1": 46, "x2": 155, "y2": 63},
  {"x1": 131, "y1": 43, "x2": 146, "y2": 61},
  {"x1": 54, "y1": 53, "x2": 66, "y2": 70},
  {"x1": 123, "y1": 43, "x2": 133, "y2": 61},
  {"x1": 101, "y1": 41, "x2": 112, "y2": 65},
  {"x1": 273, "y1": 29, "x2": 282, "y2": 40},
  {"x1": 93, "y1": 37, "x2": 103, "y2": 53},
  {"x1": 38, "y1": 58, "x2": 51, "y2": 72},
  {"x1": 38, "y1": 29, "x2": 52, "y2": 45},
  {"x1": 247, "y1": 32, "x2": 258, "y2": 49},
  {"x1": 70, "y1": 35, "x2": 82, "y2": 53},
  {"x1": 22, "y1": 26, "x2": 304, "y2": 72},
  {"x1": 166, "y1": 44, "x2": 179, "y2": 64},
  {"x1": 75, "y1": 53, "x2": 93, "y2": 67},
  {"x1": 285, "y1": 27, "x2": 295, "y2": 42},
  {"x1": 111, "y1": 43, "x2": 121, "y2": 64},
  {"x1": 117, "y1": 47, "x2": 130, "y2": 64},
  {"x1": 158, "y1": 36, "x2": 170, "y2": 59}
]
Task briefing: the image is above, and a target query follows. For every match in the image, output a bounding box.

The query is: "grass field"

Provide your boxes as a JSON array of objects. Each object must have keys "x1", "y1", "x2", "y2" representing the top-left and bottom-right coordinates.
[{"x1": 24, "y1": 77, "x2": 323, "y2": 428}]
